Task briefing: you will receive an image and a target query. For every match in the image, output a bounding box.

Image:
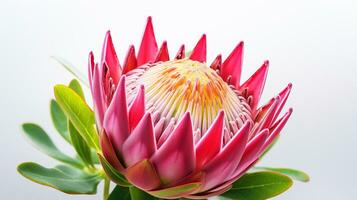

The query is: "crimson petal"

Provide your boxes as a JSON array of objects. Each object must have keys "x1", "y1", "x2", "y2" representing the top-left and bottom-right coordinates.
[
  {"x1": 128, "y1": 85, "x2": 145, "y2": 131},
  {"x1": 202, "y1": 122, "x2": 251, "y2": 190},
  {"x1": 101, "y1": 31, "x2": 121, "y2": 84},
  {"x1": 262, "y1": 108, "x2": 293, "y2": 151},
  {"x1": 137, "y1": 17, "x2": 158, "y2": 65},
  {"x1": 100, "y1": 130, "x2": 125, "y2": 172},
  {"x1": 221, "y1": 42, "x2": 244, "y2": 87},
  {"x1": 122, "y1": 113, "x2": 157, "y2": 167},
  {"x1": 175, "y1": 44, "x2": 185, "y2": 59},
  {"x1": 240, "y1": 61, "x2": 269, "y2": 111},
  {"x1": 210, "y1": 54, "x2": 222, "y2": 70},
  {"x1": 92, "y1": 64, "x2": 105, "y2": 128},
  {"x1": 103, "y1": 76, "x2": 129, "y2": 153},
  {"x1": 125, "y1": 159, "x2": 161, "y2": 190},
  {"x1": 155, "y1": 41, "x2": 170, "y2": 62},
  {"x1": 123, "y1": 45, "x2": 137, "y2": 74},
  {"x1": 151, "y1": 113, "x2": 195, "y2": 184},
  {"x1": 189, "y1": 34, "x2": 207, "y2": 62},
  {"x1": 195, "y1": 111, "x2": 224, "y2": 170},
  {"x1": 232, "y1": 129, "x2": 268, "y2": 177}
]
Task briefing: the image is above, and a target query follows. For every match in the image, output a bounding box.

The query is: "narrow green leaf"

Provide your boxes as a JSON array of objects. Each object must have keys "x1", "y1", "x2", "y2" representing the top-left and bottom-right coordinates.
[
  {"x1": 52, "y1": 56, "x2": 89, "y2": 87},
  {"x1": 108, "y1": 185, "x2": 131, "y2": 200},
  {"x1": 50, "y1": 100, "x2": 71, "y2": 144},
  {"x1": 54, "y1": 85, "x2": 99, "y2": 150},
  {"x1": 68, "y1": 79, "x2": 93, "y2": 166},
  {"x1": 18, "y1": 162, "x2": 102, "y2": 194},
  {"x1": 220, "y1": 172, "x2": 293, "y2": 200},
  {"x1": 69, "y1": 122, "x2": 93, "y2": 166},
  {"x1": 21, "y1": 123, "x2": 82, "y2": 168},
  {"x1": 98, "y1": 154, "x2": 130, "y2": 187},
  {"x1": 253, "y1": 167, "x2": 310, "y2": 182}
]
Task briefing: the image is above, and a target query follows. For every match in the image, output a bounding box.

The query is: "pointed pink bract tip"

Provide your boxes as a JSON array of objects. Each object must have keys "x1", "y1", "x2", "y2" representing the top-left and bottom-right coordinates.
[
  {"x1": 288, "y1": 107, "x2": 293, "y2": 113},
  {"x1": 217, "y1": 110, "x2": 225, "y2": 118},
  {"x1": 137, "y1": 16, "x2": 158, "y2": 65},
  {"x1": 264, "y1": 60, "x2": 269, "y2": 66},
  {"x1": 189, "y1": 34, "x2": 207, "y2": 62}
]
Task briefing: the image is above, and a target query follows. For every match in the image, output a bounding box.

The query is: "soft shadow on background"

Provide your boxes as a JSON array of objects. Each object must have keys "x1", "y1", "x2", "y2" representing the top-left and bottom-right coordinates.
[{"x1": 1, "y1": 0, "x2": 356, "y2": 199}]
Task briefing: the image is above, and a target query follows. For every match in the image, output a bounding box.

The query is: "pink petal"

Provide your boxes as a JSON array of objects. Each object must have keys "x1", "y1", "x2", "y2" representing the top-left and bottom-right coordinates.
[
  {"x1": 100, "y1": 130, "x2": 125, "y2": 172},
  {"x1": 252, "y1": 97, "x2": 280, "y2": 137},
  {"x1": 103, "y1": 76, "x2": 129, "y2": 153},
  {"x1": 195, "y1": 111, "x2": 224, "y2": 170},
  {"x1": 92, "y1": 63, "x2": 105, "y2": 128},
  {"x1": 101, "y1": 31, "x2": 121, "y2": 84},
  {"x1": 210, "y1": 54, "x2": 222, "y2": 70},
  {"x1": 209, "y1": 159, "x2": 259, "y2": 195},
  {"x1": 175, "y1": 44, "x2": 185, "y2": 59},
  {"x1": 157, "y1": 118, "x2": 175, "y2": 148},
  {"x1": 122, "y1": 113, "x2": 157, "y2": 167},
  {"x1": 154, "y1": 117, "x2": 166, "y2": 141},
  {"x1": 240, "y1": 61, "x2": 269, "y2": 111},
  {"x1": 128, "y1": 85, "x2": 145, "y2": 131},
  {"x1": 272, "y1": 83, "x2": 292, "y2": 123},
  {"x1": 88, "y1": 51, "x2": 95, "y2": 88},
  {"x1": 189, "y1": 34, "x2": 207, "y2": 62},
  {"x1": 122, "y1": 45, "x2": 137, "y2": 74},
  {"x1": 151, "y1": 113, "x2": 195, "y2": 184},
  {"x1": 221, "y1": 42, "x2": 244, "y2": 87},
  {"x1": 232, "y1": 129, "x2": 268, "y2": 177},
  {"x1": 155, "y1": 41, "x2": 170, "y2": 62},
  {"x1": 125, "y1": 159, "x2": 161, "y2": 190},
  {"x1": 202, "y1": 121, "x2": 251, "y2": 190},
  {"x1": 137, "y1": 17, "x2": 158, "y2": 66},
  {"x1": 262, "y1": 108, "x2": 292, "y2": 151}
]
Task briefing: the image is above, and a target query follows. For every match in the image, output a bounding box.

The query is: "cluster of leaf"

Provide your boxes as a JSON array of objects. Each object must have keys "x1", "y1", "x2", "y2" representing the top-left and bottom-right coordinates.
[
  {"x1": 18, "y1": 79, "x2": 103, "y2": 194},
  {"x1": 18, "y1": 59, "x2": 309, "y2": 200}
]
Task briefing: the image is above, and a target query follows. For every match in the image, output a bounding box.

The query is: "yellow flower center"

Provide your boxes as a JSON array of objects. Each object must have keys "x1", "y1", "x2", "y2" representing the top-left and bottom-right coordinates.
[{"x1": 126, "y1": 59, "x2": 252, "y2": 138}]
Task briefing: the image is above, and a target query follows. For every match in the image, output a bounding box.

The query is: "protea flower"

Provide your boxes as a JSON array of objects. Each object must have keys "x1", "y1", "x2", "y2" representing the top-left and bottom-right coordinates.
[{"x1": 88, "y1": 17, "x2": 293, "y2": 199}]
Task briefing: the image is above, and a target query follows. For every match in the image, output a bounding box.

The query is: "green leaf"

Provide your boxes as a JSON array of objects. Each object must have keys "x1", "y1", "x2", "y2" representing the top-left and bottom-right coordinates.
[
  {"x1": 52, "y1": 56, "x2": 89, "y2": 87},
  {"x1": 253, "y1": 167, "x2": 310, "y2": 182},
  {"x1": 69, "y1": 122, "x2": 93, "y2": 166},
  {"x1": 54, "y1": 85, "x2": 100, "y2": 151},
  {"x1": 68, "y1": 79, "x2": 93, "y2": 166},
  {"x1": 98, "y1": 154, "x2": 130, "y2": 187},
  {"x1": 220, "y1": 172, "x2": 293, "y2": 200},
  {"x1": 21, "y1": 123, "x2": 82, "y2": 168},
  {"x1": 68, "y1": 79, "x2": 86, "y2": 100},
  {"x1": 108, "y1": 186, "x2": 159, "y2": 200},
  {"x1": 90, "y1": 149, "x2": 100, "y2": 164},
  {"x1": 17, "y1": 162, "x2": 102, "y2": 194},
  {"x1": 50, "y1": 100, "x2": 71, "y2": 144},
  {"x1": 108, "y1": 185, "x2": 131, "y2": 200}
]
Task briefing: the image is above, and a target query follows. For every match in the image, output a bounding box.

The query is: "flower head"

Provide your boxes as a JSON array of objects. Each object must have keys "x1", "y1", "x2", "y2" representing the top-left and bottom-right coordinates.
[{"x1": 88, "y1": 17, "x2": 293, "y2": 199}]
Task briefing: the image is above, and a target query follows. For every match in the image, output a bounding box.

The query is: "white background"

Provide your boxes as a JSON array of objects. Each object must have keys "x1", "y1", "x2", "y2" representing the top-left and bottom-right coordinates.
[{"x1": 1, "y1": 0, "x2": 357, "y2": 199}]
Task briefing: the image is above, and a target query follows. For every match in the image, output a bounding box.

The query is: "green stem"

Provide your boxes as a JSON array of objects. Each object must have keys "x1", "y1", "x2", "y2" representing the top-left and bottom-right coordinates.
[{"x1": 103, "y1": 178, "x2": 110, "y2": 200}]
